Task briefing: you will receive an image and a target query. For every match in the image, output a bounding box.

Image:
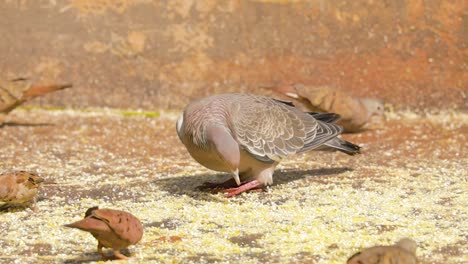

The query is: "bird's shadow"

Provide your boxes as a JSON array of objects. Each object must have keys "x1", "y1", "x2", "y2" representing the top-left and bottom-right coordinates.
[
  {"x1": 61, "y1": 252, "x2": 101, "y2": 264},
  {"x1": 274, "y1": 167, "x2": 353, "y2": 185},
  {"x1": 0, "y1": 121, "x2": 53, "y2": 128},
  {"x1": 153, "y1": 167, "x2": 353, "y2": 200},
  {"x1": 62, "y1": 249, "x2": 132, "y2": 263}
]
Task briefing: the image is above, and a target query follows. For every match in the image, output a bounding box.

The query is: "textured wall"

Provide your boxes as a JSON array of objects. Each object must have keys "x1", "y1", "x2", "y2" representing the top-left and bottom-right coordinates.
[{"x1": 0, "y1": 0, "x2": 466, "y2": 110}]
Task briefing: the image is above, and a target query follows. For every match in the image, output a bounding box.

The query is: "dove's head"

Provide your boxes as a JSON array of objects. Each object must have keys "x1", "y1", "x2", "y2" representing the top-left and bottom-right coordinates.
[
  {"x1": 84, "y1": 206, "x2": 99, "y2": 218},
  {"x1": 28, "y1": 174, "x2": 44, "y2": 187},
  {"x1": 396, "y1": 238, "x2": 417, "y2": 254},
  {"x1": 176, "y1": 100, "x2": 210, "y2": 149},
  {"x1": 361, "y1": 98, "x2": 384, "y2": 118},
  {"x1": 14, "y1": 171, "x2": 44, "y2": 189},
  {"x1": 176, "y1": 107, "x2": 206, "y2": 147},
  {"x1": 177, "y1": 95, "x2": 232, "y2": 149}
]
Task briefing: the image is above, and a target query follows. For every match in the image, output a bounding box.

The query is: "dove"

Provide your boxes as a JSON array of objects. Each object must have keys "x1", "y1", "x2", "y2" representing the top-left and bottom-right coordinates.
[
  {"x1": 270, "y1": 84, "x2": 384, "y2": 132},
  {"x1": 0, "y1": 78, "x2": 72, "y2": 124},
  {"x1": 347, "y1": 238, "x2": 418, "y2": 264},
  {"x1": 176, "y1": 93, "x2": 360, "y2": 197},
  {"x1": 0, "y1": 170, "x2": 44, "y2": 211},
  {"x1": 65, "y1": 206, "x2": 144, "y2": 260}
]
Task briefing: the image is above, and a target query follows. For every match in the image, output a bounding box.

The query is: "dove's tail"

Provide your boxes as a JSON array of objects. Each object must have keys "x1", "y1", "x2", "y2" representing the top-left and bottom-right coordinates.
[
  {"x1": 322, "y1": 137, "x2": 361, "y2": 155},
  {"x1": 23, "y1": 83, "x2": 72, "y2": 100},
  {"x1": 308, "y1": 112, "x2": 341, "y2": 123},
  {"x1": 309, "y1": 112, "x2": 361, "y2": 155}
]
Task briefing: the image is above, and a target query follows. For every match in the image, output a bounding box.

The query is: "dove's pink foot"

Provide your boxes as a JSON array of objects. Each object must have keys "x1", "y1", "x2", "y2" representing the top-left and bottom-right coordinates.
[
  {"x1": 113, "y1": 250, "x2": 129, "y2": 260},
  {"x1": 221, "y1": 180, "x2": 264, "y2": 197}
]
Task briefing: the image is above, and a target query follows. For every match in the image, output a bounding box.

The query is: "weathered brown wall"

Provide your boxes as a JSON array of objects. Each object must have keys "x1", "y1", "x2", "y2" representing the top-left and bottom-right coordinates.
[{"x1": 0, "y1": 0, "x2": 466, "y2": 110}]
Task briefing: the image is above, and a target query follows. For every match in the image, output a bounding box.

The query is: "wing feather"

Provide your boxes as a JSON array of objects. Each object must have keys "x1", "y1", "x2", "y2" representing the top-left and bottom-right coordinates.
[
  {"x1": 299, "y1": 120, "x2": 343, "y2": 153},
  {"x1": 229, "y1": 94, "x2": 317, "y2": 162}
]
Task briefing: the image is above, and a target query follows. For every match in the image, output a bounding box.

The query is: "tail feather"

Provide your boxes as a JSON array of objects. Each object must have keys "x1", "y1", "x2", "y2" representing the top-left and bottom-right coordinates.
[
  {"x1": 307, "y1": 112, "x2": 361, "y2": 155},
  {"x1": 273, "y1": 98, "x2": 295, "y2": 107},
  {"x1": 308, "y1": 112, "x2": 341, "y2": 123},
  {"x1": 63, "y1": 217, "x2": 108, "y2": 232},
  {"x1": 23, "y1": 83, "x2": 72, "y2": 99},
  {"x1": 323, "y1": 137, "x2": 361, "y2": 155}
]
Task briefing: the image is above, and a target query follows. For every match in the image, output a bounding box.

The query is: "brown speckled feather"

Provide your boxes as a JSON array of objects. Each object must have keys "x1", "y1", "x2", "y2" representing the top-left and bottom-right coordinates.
[
  {"x1": 272, "y1": 84, "x2": 384, "y2": 132},
  {"x1": 92, "y1": 208, "x2": 144, "y2": 245},
  {"x1": 347, "y1": 238, "x2": 418, "y2": 264},
  {"x1": 0, "y1": 171, "x2": 44, "y2": 210},
  {"x1": 65, "y1": 207, "x2": 143, "y2": 260},
  {"x1": 0, "y1": 78, "x2": 29, "y2": 116},
  {"x1": 0, "y1": 78, "x2": 72, "y2": 121}
]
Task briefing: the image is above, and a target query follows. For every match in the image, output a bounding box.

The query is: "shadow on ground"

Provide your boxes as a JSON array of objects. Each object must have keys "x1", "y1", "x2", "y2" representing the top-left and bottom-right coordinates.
[
  {"x1": 153, "y1": 167, "x2": 353, "y2": 199},
  {"x1": 0, "y1": 121, "x2": 53, "y2": 128}
]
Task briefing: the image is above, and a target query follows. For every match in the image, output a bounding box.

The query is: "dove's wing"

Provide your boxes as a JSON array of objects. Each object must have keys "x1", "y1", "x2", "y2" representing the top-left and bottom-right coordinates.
[
  {"x1": 93, "y1": 209, "x2": 143, "y2": 244},
  {"x1": 230, "y1": 94, "x2": 341, "y2": 161}
]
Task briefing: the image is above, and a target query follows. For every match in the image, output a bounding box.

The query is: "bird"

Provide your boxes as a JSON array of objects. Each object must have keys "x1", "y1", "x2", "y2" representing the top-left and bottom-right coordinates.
[
  {"x1": 0, "y1": 170, "x2": 44, "y2": 211},
  {"x1": 0, "y1": 77, "x2": 72, "y2": 124},
  {"x1": 64, "y1": 206, "x2": 144, "y2": 260},
  {"x1": 269, "y1": 84, "x2": 384, "y2": 132},
  {"x1": 176, "y1": 93, "x2": 361, "y2": 197},
  {"x1": 347, "y1": 238, "x2": 418, "y2": 264}
]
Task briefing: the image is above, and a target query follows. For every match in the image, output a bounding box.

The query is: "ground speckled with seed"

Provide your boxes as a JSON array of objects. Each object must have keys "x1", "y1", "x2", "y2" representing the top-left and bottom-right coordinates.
[{"x1": 0, "y1": 108, "x2": 466, "y2": 263}]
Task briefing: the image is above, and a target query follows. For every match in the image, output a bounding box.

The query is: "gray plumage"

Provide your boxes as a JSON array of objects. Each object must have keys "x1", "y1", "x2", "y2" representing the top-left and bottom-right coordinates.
[{"x1": 176, "y1": 93, "x2": 360, "y2": 196}]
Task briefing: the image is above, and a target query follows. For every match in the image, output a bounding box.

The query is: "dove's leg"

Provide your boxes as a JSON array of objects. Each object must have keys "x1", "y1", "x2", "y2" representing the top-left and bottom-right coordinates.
[
  {"x1": 31, "y1": 197, "x2": 38, "y2": 212},
  {"x1": 217, "y1": 165, "x2": 275, "y2": 197},
  {"x1": 222, "y1": 180, "x2": 264, "y2": 197},
  {"x1": 97, "y1": 243, "x2": 107, "y2": 260},
  {"x1": 113, "y1": 250, "x2": 129, "y2": 260}
]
